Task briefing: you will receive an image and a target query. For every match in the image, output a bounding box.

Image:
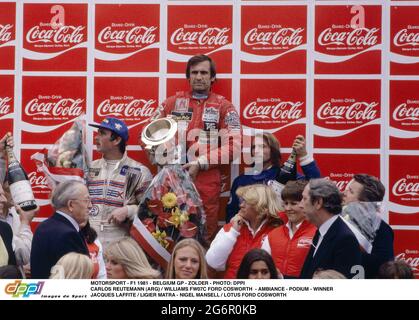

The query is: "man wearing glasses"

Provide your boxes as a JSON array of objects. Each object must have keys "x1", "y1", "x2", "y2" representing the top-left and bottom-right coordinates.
[{"x1": 31, "y1": 180, "x2": 91, "y2": 279}]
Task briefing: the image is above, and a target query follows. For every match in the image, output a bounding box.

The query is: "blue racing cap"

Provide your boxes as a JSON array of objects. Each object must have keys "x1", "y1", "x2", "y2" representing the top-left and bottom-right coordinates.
[{"x1": 89, "y1": 117, "x2": 129, "y2": 142}]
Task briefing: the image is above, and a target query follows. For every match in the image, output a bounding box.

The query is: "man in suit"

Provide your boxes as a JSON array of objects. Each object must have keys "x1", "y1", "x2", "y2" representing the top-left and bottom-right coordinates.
[
  {"x1": 31, "y1": 180, "x2": 90, "y2": 279},
  {"x1": 343, "y1": 174, "x2": 394, "y2": 278},
  {"x1": 299, "y1": 179, "x2": 361, "y2": 279}
]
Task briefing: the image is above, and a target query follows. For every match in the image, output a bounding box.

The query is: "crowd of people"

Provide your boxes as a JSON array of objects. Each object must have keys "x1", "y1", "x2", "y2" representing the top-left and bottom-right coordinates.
[{"x1": 0, "y1": 55, "x2": 413, "y2": 280}]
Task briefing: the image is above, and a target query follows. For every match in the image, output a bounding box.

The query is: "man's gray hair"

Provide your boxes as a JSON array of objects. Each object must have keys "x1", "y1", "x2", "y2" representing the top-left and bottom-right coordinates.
[
  {"x1": 51, "y1": 180, "x2": 86, "y2": 209},
  {"x1": 308, "y1": 178, "x2": 342, "y2": 215}
]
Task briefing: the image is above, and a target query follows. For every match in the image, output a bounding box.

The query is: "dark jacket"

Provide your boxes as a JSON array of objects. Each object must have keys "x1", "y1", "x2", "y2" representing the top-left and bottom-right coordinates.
[
  {"x1": 31, "y1": 213, "x2": 89, "y2": 279},
  {"x1": 0, "y1": 220, "x2": 16, "y2": 266},
  {"x1": 300, "y1": 217, "x2": 362, "y2": 279},
  {"x1": 362, "y1": 220, "x2": 394, "y2": 278}
]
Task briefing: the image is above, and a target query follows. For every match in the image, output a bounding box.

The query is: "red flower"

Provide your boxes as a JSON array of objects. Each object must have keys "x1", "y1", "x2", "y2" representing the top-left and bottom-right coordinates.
[
  {"x1": 157, "y1": 212, "x2": 171, "y2": 229},
  {"x1": 142, "y1": 218, "x2": 156, "y2": 233},
  {"x1": 180, "y1": 221, "x2": 198, "y2": 238},
  {"x1": 148, "y1": 199, "x2": 163, "y2": 216}
]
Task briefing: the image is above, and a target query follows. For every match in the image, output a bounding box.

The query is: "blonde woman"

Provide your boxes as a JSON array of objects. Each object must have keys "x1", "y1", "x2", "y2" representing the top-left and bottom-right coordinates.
[
  {"x1": 206, "y1": 184, "x2": 283, "y2": 278},
  {"x1": 104, "y1": 237, "x2": 160, "y2": 279},
  {"x1": 166, "y1": 239, "x2": 208, "y2": 279},
  {"x1": 49, "y1": 252, "x2": 93, "y2": 279}
]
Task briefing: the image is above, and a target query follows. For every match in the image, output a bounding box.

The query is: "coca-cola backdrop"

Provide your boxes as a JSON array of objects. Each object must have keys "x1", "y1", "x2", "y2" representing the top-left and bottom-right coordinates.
[{"x1": 1, "y1": 1, "x2": 418, "y2": 277}]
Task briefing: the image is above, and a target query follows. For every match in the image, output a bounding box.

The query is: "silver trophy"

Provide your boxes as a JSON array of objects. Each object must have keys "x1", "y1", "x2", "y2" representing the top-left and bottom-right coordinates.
[{"x1": 141, "y1": 117, "x2": 181, "y2": 166}]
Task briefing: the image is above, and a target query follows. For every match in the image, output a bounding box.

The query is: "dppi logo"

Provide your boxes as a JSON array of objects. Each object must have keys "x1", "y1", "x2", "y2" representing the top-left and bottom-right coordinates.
[
  {"x1": 393, "y1": 29, "x2": 419, "y2": 47},
  {"x1": 0, "y1": 24, "x2": 13, "y2": 42},
  {"x1": 0, "y1": 97, "x2": 11, "y2": 115},
  {"x1": 393, "y1": 103, "x2": 419, "y2": 121},
  {"x1": 5, "y1": 280, "x2": 45, "y2": 298},
  {"x1": 317, "y1": 101, "x2": 378, "y2": 121}
]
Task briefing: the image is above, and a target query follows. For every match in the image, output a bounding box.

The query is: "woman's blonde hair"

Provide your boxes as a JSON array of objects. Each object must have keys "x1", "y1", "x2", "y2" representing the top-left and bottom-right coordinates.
[
  {"x1": 236, "y1": 184, "x2": 283, "y2": 226},
  {"x1": 49, "y1": 252, "x2": 93, "y2": 279},
  {"x1": 105, "y1": 237, "x2": 160, "y2": 279},
  {"x1": 165, "y1": 239, "x2": 208, "y2": 279},
  {"x1": 313, "y1": 269, "x2": 347, "y2": 279}
]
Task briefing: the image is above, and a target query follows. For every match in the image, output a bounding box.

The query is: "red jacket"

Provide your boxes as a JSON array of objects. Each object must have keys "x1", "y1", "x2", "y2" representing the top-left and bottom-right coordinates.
[
  {"x1": 206, "y1": 220, "x2": 276, "y2": 279},
  {"x1": 264, "y1": 220, "x2": 316, "y2": 278}
]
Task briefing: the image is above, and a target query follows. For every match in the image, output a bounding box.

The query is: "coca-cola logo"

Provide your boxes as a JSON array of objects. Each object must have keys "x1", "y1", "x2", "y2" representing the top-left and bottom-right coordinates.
[
  {"x1": 317, "y1": 101, "x2": 378, "y2": 121},
  {"x1": 393, "y1": 103, "x2": 419, "y2": 121},
  {"x1": 244, "y1": 27, "x2": 304, "y2": 47},
  {"x1": 98, "y1": 26, "x2": 157, "y2": 45},
  {"x1": 393, "y1": 29, "x2": 419, "y2": 47},
  {"x1": 396, "y1": 251, "x2": 419, "y2": 272},
  {"x1": 170, "y1": 27, "x2": 230, "y2": 46},
  {"x1": 0, "y1": 24, "x2": 13, "y2": 43},
  {"x1": 28, "y1": 172, "x2": 49, "y2": 189},
  {"x1": 243, "y1": 100, "x2": 303, "y2": 120},
  {"x1": 392, "y1": 176, "x2": 419, "y2": 197},
  {"x1": 0, "y1": 97, "x2": 11, "y2": 115},
  {"x1": 318, "y1": 27, "x2": 379, "y2": 46},
  {"x1": 25, "y1": 98, "x2": 84, "y2": 117},
  {"x1": 97, "y1": 98, "x2": 156, "y2": 118},
  {"x1": 26, "y1": 25, "x2": 85, "y2": 44}
]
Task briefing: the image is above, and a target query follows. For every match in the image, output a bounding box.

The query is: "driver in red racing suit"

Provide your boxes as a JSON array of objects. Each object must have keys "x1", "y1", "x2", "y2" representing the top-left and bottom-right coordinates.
[{"x1": 149, "y1": 55, "x2": 242, "y2": 244}]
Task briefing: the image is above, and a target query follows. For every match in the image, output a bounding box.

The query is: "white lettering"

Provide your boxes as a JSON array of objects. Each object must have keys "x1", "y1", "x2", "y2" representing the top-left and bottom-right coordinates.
[
  {"x1": 393, "y1": 29, "x2": 419, "y2": 47},
  {"x1": 26, "y1": 25, "x2": 85, "y2": 44},
  {"x1": 170, "y1": 27, "x2": 230, "y2": 46},
  {"x1": 243, "y1": 101, "x2": 303, "y2": 120},
  {"x1": 97, "y1": 26, "x2": 157, "y2": 45},
  {"x1": 243, "y1": 27, "x2": 304, "y2": 46},
  {"x1": 97, "y1": 99, "x2": 156, "y2": 117},
  {"x1": 318, "y1": 27, "x2": 379, "y2": 46},
  {"x1": 317, "y1": 102, "x2": 378, "y2": 120},
  {"x1": 25, "y1": 98, "x2": 84, "y2": 117}
]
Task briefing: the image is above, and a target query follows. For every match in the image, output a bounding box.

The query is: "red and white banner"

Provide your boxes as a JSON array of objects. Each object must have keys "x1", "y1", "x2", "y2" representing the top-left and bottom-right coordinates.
[{"x1": 0, "y1": 75, "x2": 14, "y2": 138}]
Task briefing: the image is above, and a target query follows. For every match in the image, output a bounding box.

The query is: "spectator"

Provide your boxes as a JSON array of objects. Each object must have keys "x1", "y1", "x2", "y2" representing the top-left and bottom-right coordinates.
[
  {"x1": 50, "y1": 252, "x2": 94, "y2": 279},
  {"x1": 237, "y1": 248, "x2": 279, "y2": 279},
  {"x1": 226, "y1": 133, "x2": 321, "y2": 223},
  {"x1": 166, "y1": 239, "x2": 208, "y2": 279},
  {"x1": 30, "y1": 180, "x2": 90, "y2": 279},
  {"x1": 206, "y1": 184, "x2": 283, "y2": 278},
  {"x1": 343, "y1": 173, "x2": 394, "y2": 278},
  {"x1": 299, "y1": 179, "x2": 361, "y2": 279},
  {"x1": 378, "y1": 260, "x2": 414, "y2": 279},
  {"x1": 262, "y1": 180, "x2": 316, "y2": 278},
  {"x1": 104, "y1": 237, "x2": 160, "y2": 279},
  {"x1": 313, "y1": 269, "x2": 346, "y2": 279}
]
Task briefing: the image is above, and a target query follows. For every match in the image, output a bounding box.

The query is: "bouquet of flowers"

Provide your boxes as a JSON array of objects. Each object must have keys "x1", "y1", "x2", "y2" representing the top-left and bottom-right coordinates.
[
  {"x1": 31, "y1": 116, "x2": 89, "y2": 189},
  {"x1": 131, "y1": 165, "x2": 206, "y2": 268}
]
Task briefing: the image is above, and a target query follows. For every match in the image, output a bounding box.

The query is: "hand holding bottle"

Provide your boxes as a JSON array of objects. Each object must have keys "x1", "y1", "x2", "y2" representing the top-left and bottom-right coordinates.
[
  {"x1": 0, "y1": 132, "x2": 14, "y2": 156},
  {"x1": 292, "y1": 135, "x2": 308, "y2": 158}
]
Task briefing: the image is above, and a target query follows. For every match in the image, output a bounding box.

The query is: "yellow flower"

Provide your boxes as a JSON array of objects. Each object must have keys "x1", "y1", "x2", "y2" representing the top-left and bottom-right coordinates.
[
  {"x1": 169, "y1": 208, "x2": 189, "y2": 228},
  {"x1": 162, "y1": 192, "x2": 177, "y2": 208},
  {"x1": 169, "y1": 207, "x2": 181, "y2": 228},
  {"x1": 152, "y1": 228, "x2": 169, "y2": 248}
]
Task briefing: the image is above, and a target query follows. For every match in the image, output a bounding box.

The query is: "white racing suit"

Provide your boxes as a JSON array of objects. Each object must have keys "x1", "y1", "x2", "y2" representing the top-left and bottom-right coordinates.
[{"x1": 87, "y1": 153, "x2": 152, "y2": 249}]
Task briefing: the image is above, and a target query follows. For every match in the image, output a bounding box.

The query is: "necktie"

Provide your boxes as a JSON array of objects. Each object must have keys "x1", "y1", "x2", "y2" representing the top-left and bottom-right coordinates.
[{"x1": 311, "y1": 230, "x2": 320, "y2": 256}]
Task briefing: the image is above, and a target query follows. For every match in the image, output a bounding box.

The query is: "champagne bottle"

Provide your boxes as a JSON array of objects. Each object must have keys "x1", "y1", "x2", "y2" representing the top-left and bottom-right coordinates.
[
  {"x1": 276, "y1": 149, "x2": 297, "y2": 185},
  {"x1": 5, "y1": 145, "x2": 37, "y2": 211}
]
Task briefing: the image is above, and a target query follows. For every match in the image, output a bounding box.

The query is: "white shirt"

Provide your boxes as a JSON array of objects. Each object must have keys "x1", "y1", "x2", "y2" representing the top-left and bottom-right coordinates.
[
  {"x1": 57, "y1": 210, "x2": 80, "y2": 232},
  {"x1": 286, "y1": 221, "x2": 303, "y2": 240},
  {"x1": 313, "y1": 215, "x2": 339, "y2": 257}
]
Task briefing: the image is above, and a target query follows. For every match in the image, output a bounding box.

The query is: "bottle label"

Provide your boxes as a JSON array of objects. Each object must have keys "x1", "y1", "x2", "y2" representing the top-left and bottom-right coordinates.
[{"x1": 10, "y1": 180, "x2": 36, "y2": 204}]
